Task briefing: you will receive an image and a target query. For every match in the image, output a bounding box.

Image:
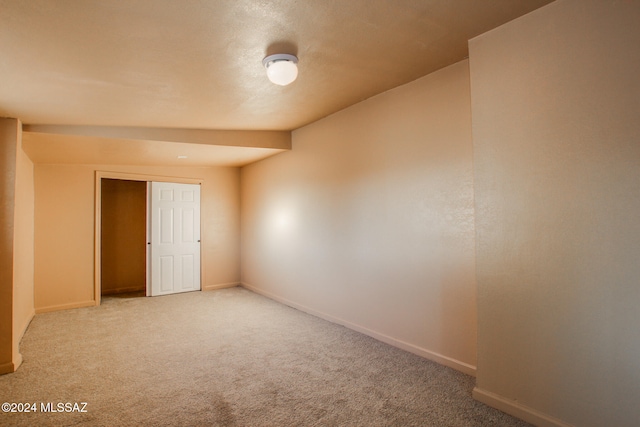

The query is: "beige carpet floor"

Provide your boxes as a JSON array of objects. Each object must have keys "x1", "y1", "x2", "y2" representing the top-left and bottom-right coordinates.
[{"x1": 0, "y1": 287, "x2": 530, "y2": 426}]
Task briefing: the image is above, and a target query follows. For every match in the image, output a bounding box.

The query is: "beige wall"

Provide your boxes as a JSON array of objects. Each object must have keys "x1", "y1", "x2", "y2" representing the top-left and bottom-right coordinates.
[
  {"x1": 469, "y1": 1, "x2": 640, "y2": 426},
  {"x1": 0, "y1": 118, "x2": 18, "y2": 374},
  {"x1": 34, "y1": 164, "x2": 240, "y2": 312},
  {"x1": 13, "y1": 123, "x2": 35, "y2": 368},
  {"x1": 0, "y1": 117, "x2": 34, "y2": 375},
  {"x1": 241, "y1": 60, "x2": 477, "y2": 373},
  {"x1": 101, "y1": 179, "x2": 146, "y2": 295}
]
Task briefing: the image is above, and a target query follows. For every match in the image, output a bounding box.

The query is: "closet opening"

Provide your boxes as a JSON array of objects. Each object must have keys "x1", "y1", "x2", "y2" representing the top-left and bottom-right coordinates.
[
  {"x1": 95, "y1": 172, "x2": 204, "y2": 305},
  {"x1": 100, "y1": 178, "x2": 147, "y2": 299}
]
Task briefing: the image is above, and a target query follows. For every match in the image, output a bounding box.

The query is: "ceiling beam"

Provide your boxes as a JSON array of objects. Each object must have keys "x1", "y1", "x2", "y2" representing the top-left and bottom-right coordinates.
[{"x1": 22, "y1": 125, "x2": 291, "y2": 150}]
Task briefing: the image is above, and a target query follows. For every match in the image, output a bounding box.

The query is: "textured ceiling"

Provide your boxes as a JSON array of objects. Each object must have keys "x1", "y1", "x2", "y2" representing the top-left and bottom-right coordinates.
[{"x1": 0, "y1": 0, "x2": 553, "y2": 165}]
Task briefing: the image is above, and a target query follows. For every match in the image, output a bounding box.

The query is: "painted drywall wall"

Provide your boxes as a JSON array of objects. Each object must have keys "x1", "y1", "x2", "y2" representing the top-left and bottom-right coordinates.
[
  {"x1": 34, "y1": 164, "x2": 240, "y2": 312},
  {"x1": 12, "y1": 122, "x2": 34, "y2": 368},
  {"x1": 101, "y1": 179, "x2": 146, "y2": 295},
  {"x1": 469, "y1": 1, "x2": 640, "y2": 426},
  {"x1": 241, "y1": 60, "x2": 477, "y2": 373},
  {"x1": 0, "y1": 117, "x2": 32, "y2": 375},
  {"x1": 0, "y1": 118, "x2": 18, "y2": 374}
]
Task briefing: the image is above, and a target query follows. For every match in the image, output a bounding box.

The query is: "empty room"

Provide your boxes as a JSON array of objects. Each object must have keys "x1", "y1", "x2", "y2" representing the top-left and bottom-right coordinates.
[{"x1": 1, "y1": 1, "x2": 639, "y2": 426}]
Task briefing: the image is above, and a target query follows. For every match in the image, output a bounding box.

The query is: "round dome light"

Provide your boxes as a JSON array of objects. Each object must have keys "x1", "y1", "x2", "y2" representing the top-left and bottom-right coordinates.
[{"x1": 262, "y1": 54, "x2": 298, "y2": 86}]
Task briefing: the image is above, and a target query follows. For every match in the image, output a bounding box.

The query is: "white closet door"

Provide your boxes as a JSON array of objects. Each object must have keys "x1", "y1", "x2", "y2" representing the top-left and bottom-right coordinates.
[{"x1": 148, "y1": 182, "x2": 201, "y2": 296}]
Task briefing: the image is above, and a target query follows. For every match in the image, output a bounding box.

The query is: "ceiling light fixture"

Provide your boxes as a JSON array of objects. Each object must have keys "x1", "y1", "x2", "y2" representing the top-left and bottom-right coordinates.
[{"x1": 262, "y1": 54, "x2": 298, "y2": 86}]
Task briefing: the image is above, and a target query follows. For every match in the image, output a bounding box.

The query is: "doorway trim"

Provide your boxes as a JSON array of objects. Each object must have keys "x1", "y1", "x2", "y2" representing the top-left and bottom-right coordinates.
[{"x1": 94, "y1": 171, "x2": 203, "y2": 306}]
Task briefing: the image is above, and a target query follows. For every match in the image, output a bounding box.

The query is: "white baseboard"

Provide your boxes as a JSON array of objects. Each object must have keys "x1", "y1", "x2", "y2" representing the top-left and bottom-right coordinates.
[
  {"x1": 12, "y1": 352, "x2": 23, "y2": 371},
  {"x1": 240, "y1": 282, "x2": 476, "y2": 376},
  {"x1": 16, "y1": 309, "x2": 35, "y2": 340},
  {"x1": 14, "y1": 309, "x2": 35, "y2": 371},
  {"x1": 473, "y1": 387, "x2": 574, "y2": 427},
  {"x1": 203, "y1": 282, "x2": 239, "y2": 291},
  {"x1": 35, "y1": 300, "x2": 96, "y2": 314}
]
